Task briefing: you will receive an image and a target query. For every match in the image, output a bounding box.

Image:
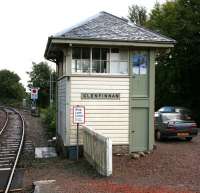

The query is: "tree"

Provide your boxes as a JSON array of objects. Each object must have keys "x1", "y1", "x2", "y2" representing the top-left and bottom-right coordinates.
[
  {"x1": 27, "y1": 61, "x2": 56, "y2": 108},
  {"x1": 147, "y1": 0, "x2": 200, "y2": 123},
  {"x1": 128, "y1": 4, "x2": 147, "y2": 26},
  {"x1": 0, "y1": 70, "x2": 25, "y2": 104}
]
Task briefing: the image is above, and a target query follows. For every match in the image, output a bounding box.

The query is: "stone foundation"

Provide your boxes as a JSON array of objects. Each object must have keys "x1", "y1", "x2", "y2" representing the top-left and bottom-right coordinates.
[{"x1": 112, "y1": 144, "x2": 129, "y2": 154}]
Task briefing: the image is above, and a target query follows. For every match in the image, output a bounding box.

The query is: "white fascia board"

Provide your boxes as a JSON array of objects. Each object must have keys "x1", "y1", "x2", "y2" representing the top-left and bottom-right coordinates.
[{"x1": 51, "y1": 38, "x2": 174, "y2": 48}]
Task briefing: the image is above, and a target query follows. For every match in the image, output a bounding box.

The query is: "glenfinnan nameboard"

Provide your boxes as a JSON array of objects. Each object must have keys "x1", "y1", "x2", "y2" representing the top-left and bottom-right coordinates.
[{"x1": 81, "y1": 93, "x2": 120, "y2": 100}]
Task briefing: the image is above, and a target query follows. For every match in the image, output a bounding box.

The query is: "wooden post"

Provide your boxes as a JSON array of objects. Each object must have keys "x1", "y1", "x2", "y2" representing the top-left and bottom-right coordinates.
[{"x1": 76, "y1": 123, "x2": 79, "y2": 160}]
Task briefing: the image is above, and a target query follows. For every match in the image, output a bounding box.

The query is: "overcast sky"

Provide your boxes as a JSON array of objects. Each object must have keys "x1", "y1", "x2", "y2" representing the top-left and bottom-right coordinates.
[{"x1": 0, "y1": 0, "x2": 166, "y2": 88}]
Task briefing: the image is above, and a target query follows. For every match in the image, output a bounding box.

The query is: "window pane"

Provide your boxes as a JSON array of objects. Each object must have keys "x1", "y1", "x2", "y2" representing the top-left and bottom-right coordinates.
[
  {"x1": 92, "y1": 48, "x2": 100, "y2": 59},
  {"x1": 72, "y1": 47, "x2": 81, "y2": 59},
  {"x1": 110, "y1": 61, "x2": 120, "y2": 73},
  {"x1": 82, "y1": 48, "x2": 90, "y2": 59},
  {"x1": 101, "y1": 61, "x2": 109, "y2": 73},
  {"x1": 82, "y1": 60, "x2": 90, "y2": 73},
  {"x1": 132, "y1": 51, "x2": 148, "y2": 75},
  {"x1": 111, "y1": 48, "x2": 119, "y2": 53},
  {"x1": 120, "y1": 49, "x2": 128, "y2": 60},
  {"x1": 101, "y1": 48, "x2": 109, "y2": 60},
  {"x1": 72, "y1": 59, "x2": 82, "y2": 72},
  {"x1": 92, "y1": 60, "x2": 101, "y2": 73},
  {"x1": 119, "y1": 62, "x2": 128, "y2": 74}
]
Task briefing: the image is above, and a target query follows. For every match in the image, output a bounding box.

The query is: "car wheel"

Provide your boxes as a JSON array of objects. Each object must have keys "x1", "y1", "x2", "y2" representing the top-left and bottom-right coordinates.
[
  {"x1": 186, "y1": 137, "x2": 192, "y2": 141},
  {"x1": 156, "y1": 130, "x2": 162, "y2": 141}
]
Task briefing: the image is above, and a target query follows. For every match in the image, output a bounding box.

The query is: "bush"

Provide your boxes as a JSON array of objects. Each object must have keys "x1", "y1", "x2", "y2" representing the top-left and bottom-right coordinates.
[{"x1": 41, "y1": 105, "x2": 56, "y2": 138}]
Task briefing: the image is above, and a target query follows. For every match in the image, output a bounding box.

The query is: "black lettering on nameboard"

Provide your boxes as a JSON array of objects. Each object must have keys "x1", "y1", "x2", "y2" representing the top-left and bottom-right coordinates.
[{"x1": 81, "y1": 93, "x2": 120, "y2": 100}]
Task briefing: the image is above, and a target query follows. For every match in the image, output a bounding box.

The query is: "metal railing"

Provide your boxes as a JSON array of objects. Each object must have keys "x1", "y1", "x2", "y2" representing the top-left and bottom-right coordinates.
[{"x1": 83, "y1": 125, "x2": 112, "y2": 176}]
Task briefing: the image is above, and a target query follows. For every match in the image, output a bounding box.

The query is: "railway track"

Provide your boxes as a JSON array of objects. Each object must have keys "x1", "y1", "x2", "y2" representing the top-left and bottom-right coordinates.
[{"x1": 0, "y1": 107, "x2": 25, "y2": 193}]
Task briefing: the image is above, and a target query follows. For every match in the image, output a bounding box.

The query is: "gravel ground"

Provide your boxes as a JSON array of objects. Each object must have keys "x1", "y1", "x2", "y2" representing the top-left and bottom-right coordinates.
[{"x1": 2, "y1": 110, "x2": 200, "y2": 193}]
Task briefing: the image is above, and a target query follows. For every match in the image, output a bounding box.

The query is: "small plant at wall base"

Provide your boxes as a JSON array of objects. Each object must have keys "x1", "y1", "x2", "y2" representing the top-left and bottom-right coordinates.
[{"x1": 41, "y1": 104, "x2": 56, "y2": 138}]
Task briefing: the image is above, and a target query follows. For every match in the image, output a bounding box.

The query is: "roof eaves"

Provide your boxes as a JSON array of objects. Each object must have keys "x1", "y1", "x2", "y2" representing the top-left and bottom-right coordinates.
[
  {"x1": 44, "y1": 36, "x2": 52, "y2": 59},
  {"x1": 51, "y1": 37, "x2": 175, "y2": 47}
]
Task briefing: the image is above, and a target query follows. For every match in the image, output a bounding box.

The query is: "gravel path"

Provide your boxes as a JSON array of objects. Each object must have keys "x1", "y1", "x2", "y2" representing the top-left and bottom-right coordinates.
[{"x1": 2, "y1": 110, "x2": 199, "y2": 193}]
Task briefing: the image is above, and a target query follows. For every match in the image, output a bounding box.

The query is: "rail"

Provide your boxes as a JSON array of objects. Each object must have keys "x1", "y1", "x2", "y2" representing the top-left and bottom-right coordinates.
[
  {"x1": 0, "y1": 108, "x2": 8, "y2": 135},
  {"x1": 4, "y1": 108, "x2": 25, "y2": 193},
  {"x1": 83, "y1": 125, "x2": 112, "y2": 176}
]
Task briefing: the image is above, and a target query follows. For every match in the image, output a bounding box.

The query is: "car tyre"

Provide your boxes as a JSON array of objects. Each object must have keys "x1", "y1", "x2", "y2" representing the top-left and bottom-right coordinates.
[
  {"x1": 156, "y1": 130, "x2": 162, "y2": 141},
  {"x1": 186, "y1": 137, "x2": 192, "y2": 141}
]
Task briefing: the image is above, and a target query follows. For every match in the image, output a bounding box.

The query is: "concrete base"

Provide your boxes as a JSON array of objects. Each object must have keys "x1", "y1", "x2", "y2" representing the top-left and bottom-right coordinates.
[
  {"x1": 55, "y1": 134, "x2": 83, "y2": 160},
  {"x1": 0, "y1": 168, "x2": 24, "y2": 192}
]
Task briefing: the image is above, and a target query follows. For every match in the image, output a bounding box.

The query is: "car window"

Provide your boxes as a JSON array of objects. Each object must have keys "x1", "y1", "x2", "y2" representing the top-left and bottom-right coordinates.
[
  {"x1": 159, "y1": 106, "x2": 175, "y2": 113},
  {"x1": 162, "y1": 113, "x2": 192, "y2": 121},
  {"x1": 161, "y1": 113, "x2": 179, "y2": 122}
]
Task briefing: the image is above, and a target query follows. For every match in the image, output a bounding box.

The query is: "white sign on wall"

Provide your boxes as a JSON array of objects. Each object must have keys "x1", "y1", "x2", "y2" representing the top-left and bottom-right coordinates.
[
  {"x1": 73, "y1": 105, "x2": 85, "y2": 124},
  {"x1": 31, "y1": 88, "x2": 39, "y2": 100}
]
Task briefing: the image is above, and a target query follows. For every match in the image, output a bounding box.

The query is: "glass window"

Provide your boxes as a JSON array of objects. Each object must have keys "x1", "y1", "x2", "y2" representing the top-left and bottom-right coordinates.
[
  {"x1": 101, "y1": 48, "x2": 109, "y2": 60},
  {"x1": 72, "y1": 47, "x2": 128, "y2": 75},
  {"x1": 111, "y1": 48, "x2": 119, "y2": 53},
  {"x1": 92, "y1": 60, "x2": 100, "y2": 73},
  {"x1": 72, "y1": 47, "x2": 81, "y2": 59},
  {"x1": 72, "y1": 47, "x2": 90, "y2": 73},
  {"x1": 92, "y1": 48, "x2": 109, "y2": 73},
  {"x1": 92, "y1": 48, "x2": 100, "y2": 59},
  {"x1": 110, "y1": 49, "x2": 128, "y2": 74},
  {"x1": 82, "y1": 48, "x2": 90, "y2": 59},
  {"x1": 132, "y1": 51, "x2": 148, "y2": 75}
]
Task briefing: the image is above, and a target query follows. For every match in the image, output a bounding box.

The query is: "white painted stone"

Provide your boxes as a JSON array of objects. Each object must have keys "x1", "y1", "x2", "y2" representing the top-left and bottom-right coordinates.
[
  {"x1": 33, "y1": 180, "x2": 56, "y2": 193},
  {"x1": 138, "y1": 152, "x2": 145, "y2": 157},
  {"x1": 35, "y1": 147, "x2": 57, "y2": 158},
  {"x1": 131, "y1": 153, "x2": 140, "y2": 159}
]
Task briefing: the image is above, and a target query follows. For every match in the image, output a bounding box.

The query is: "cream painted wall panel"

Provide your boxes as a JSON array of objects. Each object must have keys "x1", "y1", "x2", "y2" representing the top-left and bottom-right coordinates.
[
  {"x1": 83, "y1": 106, "x2": 128, "y2": 110},
  {"x1": 71, "y1": 77, "x2": 128, "y2": 82},
  {"x1": 85, "y1": 122, "x2": 129, "y2": 126},
  {"x1": 86, "y1": 109, "x2": 129, "y2": 114},
  {"x1": 71, "y1": 85, "x2": 129, "y2": 90},
  {"x1": 57, "y1": 79, "x2": 67, "y2": 145},
  {"x1": 71, "y1": 89, "x2": 129, "y2": 93},
  {"x1": 70, "y1": 76, "x2": 129, "y2": 145},
  {"x1": 71, "y1": 81, "x2": 129, "y2": 86},
  {"x1": 70, "y1": 128, "x2": 128, "y2": 135},
  {"x1": 70, "y1": 134, "x2": 128, "y2": 145},
  {"x1": 85, "y1": 113, "x2": 128, "y2": 118},
  {"x1": 80, "y1": 125, "x2": 128, "y2": 129},
  {"x1": 58, "y1": 77, "x2": 70, "y2": 146},
  {"x1": 70, "y1": 132, "x2": 128, "y2": 138},
  {"x1": 71, "y1": 101, "x2": 129, "y2": 106},
  {"x1": 84, "y1": 117, "x2": 129, "y2": 122}
]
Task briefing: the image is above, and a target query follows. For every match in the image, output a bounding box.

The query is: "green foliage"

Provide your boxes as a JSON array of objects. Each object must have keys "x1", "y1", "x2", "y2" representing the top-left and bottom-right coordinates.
[
  {"x1": 27, "y1": 61, "x2": 56, "y2": 108},
  {"x1": 128, "y1": 4, "x2": 147, "y2": 26},
  {"x1": 147, "y1": 0, "x2": 200, "y2": 122},
  {"x1": 0, "y1": 69, "x2": 25, "y2": 104},
  {"x1": 41, "y1": 105, "x2": 56, "y2": 137}
]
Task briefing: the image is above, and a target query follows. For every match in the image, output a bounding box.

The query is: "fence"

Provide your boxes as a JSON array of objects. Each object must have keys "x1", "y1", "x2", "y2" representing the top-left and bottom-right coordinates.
[{"x1": 83, "y1": 126, "x2": 112, "y2": 176}]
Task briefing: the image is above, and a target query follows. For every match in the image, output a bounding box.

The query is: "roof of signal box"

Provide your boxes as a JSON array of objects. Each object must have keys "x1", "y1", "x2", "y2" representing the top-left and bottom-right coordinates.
[{"x1": 45, "y1": 11, "x2": 175, "y2": 58}]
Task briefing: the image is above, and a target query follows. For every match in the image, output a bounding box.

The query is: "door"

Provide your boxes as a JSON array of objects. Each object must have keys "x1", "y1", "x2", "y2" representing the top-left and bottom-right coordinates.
[{"x1": 129, "y1": 50, "x2": 150, "y2": 152}]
